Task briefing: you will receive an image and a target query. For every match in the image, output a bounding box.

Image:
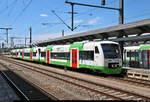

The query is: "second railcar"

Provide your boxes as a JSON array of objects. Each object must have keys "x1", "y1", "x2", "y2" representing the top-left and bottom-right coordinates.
[{"x1": 44, "y1": 41, "x2": 122, "y2": 74}]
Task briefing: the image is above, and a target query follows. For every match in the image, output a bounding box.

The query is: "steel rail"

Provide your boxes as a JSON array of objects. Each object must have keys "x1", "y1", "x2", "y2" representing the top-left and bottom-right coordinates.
[
  {"x1": 10, "y1": 61, "x2": 122, "y2": 100},
  {"x1": 107, "y1": 77, "x2": 150, "y2": 88},
  {"x1": 0, "y1": 71, "x2": 29, "y2": 100},
  {"x1": 0, "y1": 61, "x2": 59, "y2": 100},
  {"x1": 3, "y1": 56, "x2": 150, "y2": 100}
]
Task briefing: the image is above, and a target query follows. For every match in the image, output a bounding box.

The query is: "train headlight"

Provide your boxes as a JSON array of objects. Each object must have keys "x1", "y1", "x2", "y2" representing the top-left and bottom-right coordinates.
[{"x1": 108, "y1": 63, "x2": 119, "y2": 68}]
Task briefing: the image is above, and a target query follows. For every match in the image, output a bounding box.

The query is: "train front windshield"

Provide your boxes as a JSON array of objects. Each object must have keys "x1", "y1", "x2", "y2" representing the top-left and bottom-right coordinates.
[{"x1": 101, "y1": 44, "x2": 121, "y2": 59}]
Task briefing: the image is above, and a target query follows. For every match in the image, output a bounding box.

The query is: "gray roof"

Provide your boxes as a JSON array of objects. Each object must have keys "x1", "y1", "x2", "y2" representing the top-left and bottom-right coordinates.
[{"x1": 34, "y1": 18, "x2": 150, "y2": 46}]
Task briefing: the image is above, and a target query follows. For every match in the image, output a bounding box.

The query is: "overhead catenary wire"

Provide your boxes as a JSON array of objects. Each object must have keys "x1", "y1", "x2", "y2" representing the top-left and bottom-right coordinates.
[
  {"x1": 10, "y1": 0, "x2": 150, "y2": 43},
  {"x1": 28, "y1": 0, "x2": 118, "y2": 34},
  {"x1": 10, "y1": 0, "x2": 32, "y2": 26},
  {"x1": 42, "y1": 0, "x2": 119, "y2": 32},
  {"x1": 7, "y1": 0, "x2": 18, "y2": 17},
  {"x1": 0, "y1": 0, "x2": 18, "y2": 15},
  {"x1": 0, "y1": 0, "x2": 32, "y2": 45}
]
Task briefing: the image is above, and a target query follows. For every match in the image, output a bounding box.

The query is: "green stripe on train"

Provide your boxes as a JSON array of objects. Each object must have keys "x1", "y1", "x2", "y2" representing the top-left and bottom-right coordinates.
[
  {"x1": 46, "y1": 46, "x2": 53, "y2": 51},
  {"x1": 40, "y1": 58, "x2": 46, "y2": 63},
  {"x1": 79, "y1": 64, "x2": 122, "y2": 74},
  {"x1": 69, "y1": 43, "x2": 83, "y2": 51},
  {"x1": 32, "y1": 58, "x2": 41, "y2": 62},
  {"x1": 50, "y1": 60, "x2": 70, "y2": 67},
  {"x1": 24, "y1": 57, "x2": 30, "y2": 61},
  {"x1": 48, "y1": 59, "x2": 122, "y2": 74},
  {"x1": 139, "y1": 46, "x2": 150, "y2": 50}
]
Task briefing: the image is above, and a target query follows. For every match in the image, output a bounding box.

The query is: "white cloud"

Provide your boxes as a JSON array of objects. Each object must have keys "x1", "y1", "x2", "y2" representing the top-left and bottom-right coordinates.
[
  {"x1": 74, "y1": 19, "x2": 83, "y2": 24},
  {"x1": 40, "y1": 14, "x2": 48, "y2": 17},
  {"x1": 33, "y1": 31, "x2": 79, "y2": 43},
  {"x1": 88, "y1": 17, "x2": 100, "y2": 24},
  {"x1": 33, "y1": 33, "x2": 60, "y2": 42}
]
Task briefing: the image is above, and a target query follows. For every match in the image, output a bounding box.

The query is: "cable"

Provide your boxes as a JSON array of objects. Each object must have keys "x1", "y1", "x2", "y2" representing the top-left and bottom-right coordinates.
[
  {"x1": 32, "y1": 0, "x2": 118, "y2": 41},
  {"x1": 7, "y1": 0, "x2": 18, "y2": 17},
  {"x1": 93, "y1": 10, "x2": 150, "y2": 28},
  {"x1": 107, "y1": 0, "x2": 117, "y2": 5},
  {"x1": 0, "y1": 0, "x2": 18, "y2": 15},
  {"x1": 10, "y1": 0, "x2": 32, "y2": 26},
  {"x1": 45, "y1": 0, "x2": 119, "y2": 32},
  {"x1": 32, "y1": 0, "x2": 119, "y2": 34}
]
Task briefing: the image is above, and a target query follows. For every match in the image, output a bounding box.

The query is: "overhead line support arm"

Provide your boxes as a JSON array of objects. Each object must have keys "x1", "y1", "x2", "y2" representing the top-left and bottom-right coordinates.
[{"x1": 65, "y1": 1, "x2": 120, "y2": 11}]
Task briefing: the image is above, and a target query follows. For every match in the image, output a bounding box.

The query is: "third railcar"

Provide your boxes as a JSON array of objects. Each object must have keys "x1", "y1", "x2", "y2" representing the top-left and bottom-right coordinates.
[{"x1": 123, "y1": 44, "x2": 150, "y2": 69}]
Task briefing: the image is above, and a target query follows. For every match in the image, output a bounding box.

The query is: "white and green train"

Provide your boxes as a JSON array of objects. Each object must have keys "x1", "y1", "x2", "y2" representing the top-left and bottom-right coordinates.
[
  {"x1": 123, "y1": 44, "x2": 150, "y2": 69},
  {"x1": 11, "y1": 41, "x2": 122, "y2": 75}
]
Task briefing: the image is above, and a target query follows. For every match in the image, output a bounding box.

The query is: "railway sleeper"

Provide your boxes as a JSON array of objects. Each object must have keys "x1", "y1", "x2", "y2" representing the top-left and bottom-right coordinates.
[{"x1": 122, "y1": 96, "x2": 136, "y2": 100}]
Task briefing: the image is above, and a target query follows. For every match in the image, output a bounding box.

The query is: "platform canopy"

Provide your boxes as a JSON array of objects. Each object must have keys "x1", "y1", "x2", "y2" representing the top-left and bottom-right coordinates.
[{"x1": 34, "y1": 18, "x2": 150, "y2": 47}]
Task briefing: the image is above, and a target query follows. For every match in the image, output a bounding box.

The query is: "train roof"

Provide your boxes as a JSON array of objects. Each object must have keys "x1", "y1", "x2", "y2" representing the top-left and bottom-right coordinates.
[
  {"x1": 139, "y1": 44, "x2": 150, "y2": 50},
  {"x1": 124, "y1": 46, "x2": 140, "y2": 50},
  {"x1": 72, "y1": 40, "x2": 118, "y2": 44},
  {"x1": 97, "y1": 41, "x2": 118, "y2": 44}
]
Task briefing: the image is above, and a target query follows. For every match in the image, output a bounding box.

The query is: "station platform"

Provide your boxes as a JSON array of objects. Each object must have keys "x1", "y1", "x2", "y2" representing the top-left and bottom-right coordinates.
[
  {"x1": 0, "y1": 72, "x2": 20, "y2": 101},
  {"x1": 123, "y1": 67, "x2": 150, "y2": 80}
]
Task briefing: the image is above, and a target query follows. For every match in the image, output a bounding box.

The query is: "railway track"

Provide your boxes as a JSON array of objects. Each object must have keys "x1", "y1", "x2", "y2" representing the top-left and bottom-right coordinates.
[
  {"x1": 107, "y1": 76, "x2": 150, "y2": 88},
  {"x1": 1, "y1": 57, "x2": 150, "y2": 100},
  {"x1": 0, "y1": 59, "x2": 59, "y2": 100},
  {"x1": 8, "y1": 56, "x2": 150, "y2": 88}
]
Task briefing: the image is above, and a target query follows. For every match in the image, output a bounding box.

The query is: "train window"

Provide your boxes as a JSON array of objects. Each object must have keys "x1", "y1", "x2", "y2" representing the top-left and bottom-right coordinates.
[
  {"x1": 101, "y1": 44, "x2": 120, "y2": 59},
  {"x1": 33, "y1": 52, "x2": 36, "y2": 56},
  {"x1": 142, "y1": 50, "x2": 149, "y2": 69},
  {"x1": 127, "y1": 51, "x2": 138, "y2": 57},
  {"x1": 95, "y1": 46, "x2": 99, "y2": 54},
  {"x1": 127, "y1": 52, "x2": 130, "y2": 57},
  {"x1": 12, "y1": 53, "x2": 16, "y2": 56},
  {"x1": 79, "y1": 51, "x2": 94, "y2": 60},
  {"x1": 24, "y1": 53, "x2": 30, "y2": 56},
  {"x1": 38, "y1": 49, "x2": 41, "y2": 54},
  {"x1": 51, "y1": 52, "x2": 70, "y2": 60},
  {"x1": 41, "y1": 52, "x2": 46, "y2": 57}
]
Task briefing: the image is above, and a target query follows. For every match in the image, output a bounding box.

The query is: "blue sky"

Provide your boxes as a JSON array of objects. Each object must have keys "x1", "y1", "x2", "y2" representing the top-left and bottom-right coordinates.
[{"x1": 0, "y1": 0, "x2": 150, "y2": 46}]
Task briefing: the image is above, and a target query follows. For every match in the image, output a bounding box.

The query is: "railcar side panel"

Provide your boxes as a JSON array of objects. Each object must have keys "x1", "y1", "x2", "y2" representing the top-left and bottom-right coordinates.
[
  {"x1": 39, "y1": 47, "x2": 46, "y2": 63},
  {"x1": 50, "y1": 45, "x2": 70, "y2": 67},
  {"x1": 23, "y1": 48, "x2": 31, "y2": 61}
]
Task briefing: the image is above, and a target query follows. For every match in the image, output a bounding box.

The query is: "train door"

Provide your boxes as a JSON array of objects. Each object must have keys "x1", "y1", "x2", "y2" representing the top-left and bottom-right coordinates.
[
  {"x1": 141, "y1": 50, "x2": 149, "y2": 69},
  {"x1": 38, "y1": 49, "x2": 41, "y2": 60},
  {"x1": 95, "y1": 46, "x2": 100, "y2": 66},
  {"x1": 22, "y1": 52, "x2": 24, "y2": 59},
  {"x1": 46, "y1": 50, "x2": 50, "y2": 64},
  {"x1": 16, "y1": 52, "x2": 17, "y2": 57},
  {"x1": 148, "y1": 50, "x2": 150, "y2": 69},
  {"x1": 71, "y1": 49, "x2": 78, "y2": 68},
  {"x1": 30, "y1": 50, "x2": 32, "y2": 61}
]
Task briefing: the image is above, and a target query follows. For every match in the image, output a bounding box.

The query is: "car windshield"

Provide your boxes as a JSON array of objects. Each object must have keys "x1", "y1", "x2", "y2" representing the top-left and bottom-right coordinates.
[{"x1": 101, "y1": 44, "x2": 121, "y2": 59}]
